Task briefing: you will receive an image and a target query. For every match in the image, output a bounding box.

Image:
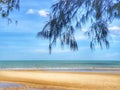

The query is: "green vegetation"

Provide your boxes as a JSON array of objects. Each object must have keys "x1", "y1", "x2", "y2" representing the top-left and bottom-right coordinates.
[
  {"x1": 0, "y1": 0, "x2": 19, "y2": 23},
  {"x1": 0, "y1": 0, "x2": 120, "y2": 53},
  {"x1": 38, "y1": 0, "x2": 120, "y2": 53}
]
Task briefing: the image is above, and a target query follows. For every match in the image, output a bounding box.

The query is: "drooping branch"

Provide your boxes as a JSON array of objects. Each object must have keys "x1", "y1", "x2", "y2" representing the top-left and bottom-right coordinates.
[
  {"x1": 0, "y1": 0, "x2": 20, "y2": 22},
  {"x1": 38, "y1": 0, "x2": 120, "y2": 52}
]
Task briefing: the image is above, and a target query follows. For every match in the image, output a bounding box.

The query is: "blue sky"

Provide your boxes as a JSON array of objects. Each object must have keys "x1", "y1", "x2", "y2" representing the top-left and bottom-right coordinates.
[{"x1": 0, "y1": 0, "x2": 120, "y2": 60}]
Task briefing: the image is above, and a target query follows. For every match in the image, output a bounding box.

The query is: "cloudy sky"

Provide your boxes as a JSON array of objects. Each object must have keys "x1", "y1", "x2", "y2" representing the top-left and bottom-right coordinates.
[{"x1": 0, "y1": 0, "x2": 120, "y2": 60}]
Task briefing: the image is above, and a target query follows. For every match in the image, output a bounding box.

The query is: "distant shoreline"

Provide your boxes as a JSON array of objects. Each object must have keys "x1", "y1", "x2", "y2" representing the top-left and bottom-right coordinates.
[
  {"x1": 0, "y1": 60, "x2": 120, "y2": 74},
  {"x1": 0, "y1": 67, "x2": 120, "y2": 74}
]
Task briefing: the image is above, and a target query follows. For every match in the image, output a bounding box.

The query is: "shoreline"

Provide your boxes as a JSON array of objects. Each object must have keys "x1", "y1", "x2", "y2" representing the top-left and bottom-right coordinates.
[
  {"x1": 0, "y1": 68, "x2": 120, "y2": 74},
  {"x1": 0, "y1": 70, "x2": 120, "y2": 90}
]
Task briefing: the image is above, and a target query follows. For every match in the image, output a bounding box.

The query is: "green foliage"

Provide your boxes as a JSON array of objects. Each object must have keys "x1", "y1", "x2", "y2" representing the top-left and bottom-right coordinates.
[
  {"x1": 0, "y1": 0, "x2": 19, "y2": 23},
  {"x1": 38, "y1": 0, "x2": 120, "y2": 52}
]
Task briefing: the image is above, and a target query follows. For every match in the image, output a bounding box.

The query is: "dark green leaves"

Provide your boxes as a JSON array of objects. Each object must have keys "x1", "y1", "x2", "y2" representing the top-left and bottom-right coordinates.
[
  {"x1": 39, "y1": 0, "x2": 120, "y2": 52},
  {"x1": 0, "y1": 0, "x2": 19, "y2": 21},
  {"x1": 88, "y1": 20, "x2": 109, "y2": 49}
]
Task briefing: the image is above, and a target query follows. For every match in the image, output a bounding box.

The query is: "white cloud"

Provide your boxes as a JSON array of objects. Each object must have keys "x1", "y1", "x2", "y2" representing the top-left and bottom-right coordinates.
[
  {"x1": 109, "y1": 26, "x2": 120, "y2": 35},
  {"x1": 109, "y1": 26, "x2": 120, "y2": 31},
  {"x1": 75, "y1": 35, "x2": 87, "y2": 40},
  {"x1": 75, "y1": 31, "x2": 87, "y2": 41},
  {"x1": 26, "y1": 9, "x2": 49, "y2": 17},
  {"x1": 38, "y1": 10, "x2": 49, "y2": 17},
  {"x1": 27, "y1": 9, "x2": 34, "y2": 14},
  {"x1": 81, "y1": 28, "x2": 87, "y2": 32}
]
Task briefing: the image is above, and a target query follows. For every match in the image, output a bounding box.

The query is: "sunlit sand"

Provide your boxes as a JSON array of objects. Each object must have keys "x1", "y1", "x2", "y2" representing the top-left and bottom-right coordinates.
[{"x1": 0, "y1": 70, "x2": 120, "y2": 90}]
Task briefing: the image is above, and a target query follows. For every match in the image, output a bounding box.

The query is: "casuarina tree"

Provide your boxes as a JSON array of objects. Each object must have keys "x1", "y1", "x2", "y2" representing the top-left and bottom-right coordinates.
[
  {"x1": 0, "y1": 0, "x2": 19, "y2": 23},
  {"x1": 38, "y1": 0, "x2": 120, "y2": 53}
]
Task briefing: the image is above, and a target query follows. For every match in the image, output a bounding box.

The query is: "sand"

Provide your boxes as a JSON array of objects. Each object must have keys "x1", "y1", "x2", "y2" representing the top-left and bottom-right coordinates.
[{"x1": 0, "y1": 70, "x2": 120, "y2": 90}]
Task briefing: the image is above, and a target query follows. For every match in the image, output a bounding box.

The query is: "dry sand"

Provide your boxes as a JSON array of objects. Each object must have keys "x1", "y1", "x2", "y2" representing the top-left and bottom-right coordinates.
[{"x1": 0, "y1": 70, "x2": 120, "y2": 90}]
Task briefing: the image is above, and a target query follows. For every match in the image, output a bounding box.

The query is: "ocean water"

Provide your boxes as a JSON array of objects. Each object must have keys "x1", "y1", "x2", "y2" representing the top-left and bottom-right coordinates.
[{"x1": 0, "y1": 60, "x2": 120, "y2": 73}]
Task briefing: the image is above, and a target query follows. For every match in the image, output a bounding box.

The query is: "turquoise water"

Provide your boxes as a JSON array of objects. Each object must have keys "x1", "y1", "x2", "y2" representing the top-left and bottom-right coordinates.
[{"x1": 0, "y1": 60, "x2": 120, "y2": 71}]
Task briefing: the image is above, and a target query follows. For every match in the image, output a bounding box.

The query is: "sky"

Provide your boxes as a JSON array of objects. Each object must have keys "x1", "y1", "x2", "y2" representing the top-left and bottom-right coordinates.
[{"x1": 0, "y1": 0, "x2": 120, "y2": 60}]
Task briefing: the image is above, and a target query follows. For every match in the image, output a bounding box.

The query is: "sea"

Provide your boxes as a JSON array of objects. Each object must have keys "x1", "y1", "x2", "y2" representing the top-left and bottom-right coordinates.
[{"x1": 0, "y1": 60, "x2": 120, "y2": 73}]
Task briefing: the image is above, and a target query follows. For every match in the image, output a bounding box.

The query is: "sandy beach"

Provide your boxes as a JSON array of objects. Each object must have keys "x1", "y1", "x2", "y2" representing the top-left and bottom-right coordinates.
[{"x1": 0, "y1": 70, "x2": 120, "y2": 90}]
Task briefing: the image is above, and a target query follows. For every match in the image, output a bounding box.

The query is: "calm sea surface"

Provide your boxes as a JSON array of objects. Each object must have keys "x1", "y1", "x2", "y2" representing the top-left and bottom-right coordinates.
[{"x1": 0, "y1": 60, "x2": 120, "y2": 73}]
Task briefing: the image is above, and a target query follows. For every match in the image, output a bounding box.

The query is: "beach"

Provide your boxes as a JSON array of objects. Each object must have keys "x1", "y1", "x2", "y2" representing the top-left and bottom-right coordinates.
[{"x1": 0, "y1": 70, "x2": 120, "y2": 90}]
